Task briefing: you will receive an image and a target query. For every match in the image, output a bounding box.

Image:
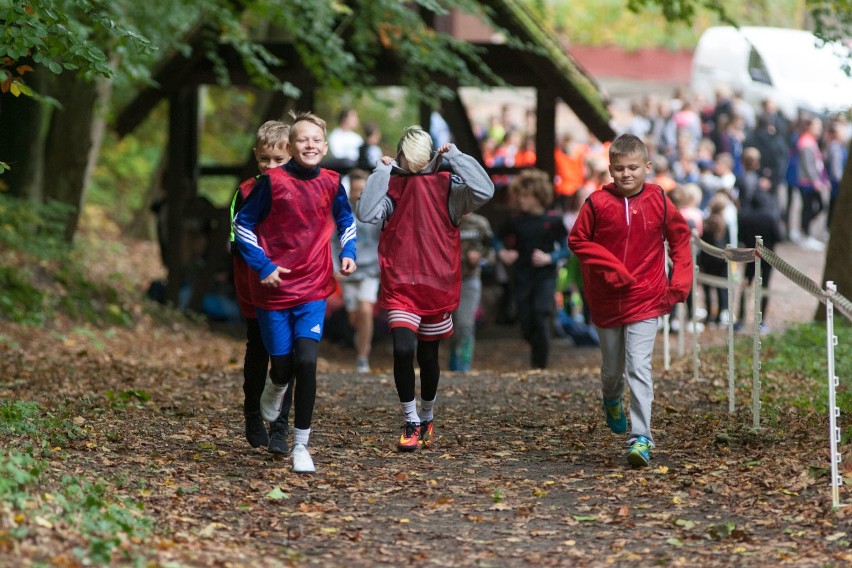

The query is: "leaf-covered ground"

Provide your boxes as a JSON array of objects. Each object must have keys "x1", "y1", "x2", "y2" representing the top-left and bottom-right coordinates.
[
  {"x1": 1, "y1": 238, "x2": 849, "y2": 567},
  {"x1": 2, "y1": 314, "x2": 852, "y2": 568}
]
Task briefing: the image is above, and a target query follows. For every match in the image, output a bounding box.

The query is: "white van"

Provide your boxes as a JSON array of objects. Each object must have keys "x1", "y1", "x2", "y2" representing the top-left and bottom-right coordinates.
[{"x1": 691, "y1": 26, "x2": 852, "y2": 120}]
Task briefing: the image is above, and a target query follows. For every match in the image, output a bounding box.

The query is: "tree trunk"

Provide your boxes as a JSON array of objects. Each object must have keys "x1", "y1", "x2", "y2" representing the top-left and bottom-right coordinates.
[
  {"x1": 0, "y1": 71, "x2": 47, "y2": 200},
  {"x1": 42, "y1": 72, "x2": 111, "y2": 242},
  {"x1": 816, "y1": 137, "x2": 852, "y2": 321}
]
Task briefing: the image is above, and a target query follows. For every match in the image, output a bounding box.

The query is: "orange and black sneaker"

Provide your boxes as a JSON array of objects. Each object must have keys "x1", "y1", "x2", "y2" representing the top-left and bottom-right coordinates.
[
  {"x1": 419, "y1": 420, "x2": 434, "y2": 448},
  {"x1": 397, "y1": 421, "x2": 421, "y2": 452}
]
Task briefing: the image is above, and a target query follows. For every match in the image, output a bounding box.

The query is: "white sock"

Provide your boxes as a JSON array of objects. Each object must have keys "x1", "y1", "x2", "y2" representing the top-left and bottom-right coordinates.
[
  {"x1": 420, "y1": 397, "x2": 435, "y2": 422},
  {"x1": 401, "y1": 400, "x2": 419, "y2": 424},
  {"x1": 293, "y1": 428, "x2": 310, "y2": 447}
]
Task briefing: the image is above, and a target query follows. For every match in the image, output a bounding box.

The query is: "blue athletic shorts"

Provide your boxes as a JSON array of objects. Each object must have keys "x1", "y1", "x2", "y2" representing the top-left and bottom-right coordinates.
[{"x1": 255, "y1": 300, "x2": 326, "y2": 356}]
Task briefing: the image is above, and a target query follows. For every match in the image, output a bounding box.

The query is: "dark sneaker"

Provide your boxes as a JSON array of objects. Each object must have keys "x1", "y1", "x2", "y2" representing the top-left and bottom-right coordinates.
[
  {"x1": 603, "y1": 397, "x2": 628, "y2": 434},
  {"x1": 268, "y1": 422, "x2": 289, "y2": 455},
  {"x1": 626, "y1": 435, "x2": 651, "y2": 467},
  {"x1": 419, "y1": 420, "x2": 434, "y2": 448},
  {"x1": 397, "y1": 421, "x2": 421, "y2": 452},
  {"x1": 244, "y1": 411, "x2": 269, "y2": 448}
]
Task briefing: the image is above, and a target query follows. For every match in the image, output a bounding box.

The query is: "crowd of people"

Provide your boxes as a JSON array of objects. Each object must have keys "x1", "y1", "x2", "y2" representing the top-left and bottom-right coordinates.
[{"x1": 474, "y1": 87, "x2": 847, "y2": 331}]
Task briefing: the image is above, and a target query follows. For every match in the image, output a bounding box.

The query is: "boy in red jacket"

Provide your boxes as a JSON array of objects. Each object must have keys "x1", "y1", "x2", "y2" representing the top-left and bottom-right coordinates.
[
  {"x1": 356, "y1": 126, "x2": 494, "y2": 451},
  {"x1": 568, "y1": 134, "x2": 692, "y2": 467}
]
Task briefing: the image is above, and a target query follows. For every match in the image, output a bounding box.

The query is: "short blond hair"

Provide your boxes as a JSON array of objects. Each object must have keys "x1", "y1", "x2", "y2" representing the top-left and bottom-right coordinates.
[
  {"x1": 396, "y1": 125, "x2": 433, "y2": 173},
  {"x1": 609, "y1": 134, "x2": 649, "y2": 162},
  {"x1": 256, "y1": 120, "x2": 289, "y2": 149},
  {"x1": 288, "y1": 110, "x2": 328, "y2": 142}
]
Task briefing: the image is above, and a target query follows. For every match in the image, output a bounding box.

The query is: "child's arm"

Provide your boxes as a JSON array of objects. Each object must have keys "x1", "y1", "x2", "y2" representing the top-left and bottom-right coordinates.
[
  {"x1": 567, "y1": 202, "x2": 636, "y2": 290},
  {"x1": 332, "y1": 182, "x2": 357, "y2": 276},
  {"x1": 663, "y1": 194, "x2": 694, "y2": 305},
  {"x1": 233, "y1": 175, "x2": 291, "y2": 285},
  {"x1": 355, "y1": 159, "x2": 394, "y2": 225},
  {"x1": 444, "y1": 145, "x2": 495, "y2": 222}
]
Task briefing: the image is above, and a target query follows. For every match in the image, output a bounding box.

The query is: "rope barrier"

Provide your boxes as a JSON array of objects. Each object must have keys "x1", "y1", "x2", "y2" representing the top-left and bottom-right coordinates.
[{"x1": 686, "y1": 232, "x2": 851, "y2": 507}]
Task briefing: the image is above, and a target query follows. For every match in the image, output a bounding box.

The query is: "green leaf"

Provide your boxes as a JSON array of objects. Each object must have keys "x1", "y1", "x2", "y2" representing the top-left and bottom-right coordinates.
[{"x1": 266, "y1": 486, "x2": 289, "y2": 500}]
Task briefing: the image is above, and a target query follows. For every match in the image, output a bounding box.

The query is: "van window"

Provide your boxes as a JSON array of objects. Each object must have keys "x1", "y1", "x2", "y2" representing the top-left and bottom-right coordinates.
[{"x1": 748, "y1": 47, "x2": 771, "y2": 85}]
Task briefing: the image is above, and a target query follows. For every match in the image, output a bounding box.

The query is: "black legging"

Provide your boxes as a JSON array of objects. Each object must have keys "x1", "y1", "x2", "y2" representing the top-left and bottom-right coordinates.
[
  {"x1": 798, "y1": 187, "x2": 824, "y2": 237},
  {"x1": 392, "y1": 327, "x2": 440, "y2": 404},
  {"x1": 515, "y1": 276, "x2": 555, "y2": 369},
  {"x1": 243, "y1": 318, "x2": 270, "y2": 414},
  {"x1": 269, "y1": 338, "x2": 318, "y2": 430}
]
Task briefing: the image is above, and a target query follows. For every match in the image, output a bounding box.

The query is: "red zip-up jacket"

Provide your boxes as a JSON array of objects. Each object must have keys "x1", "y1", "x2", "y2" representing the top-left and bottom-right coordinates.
[{"x1": 568, "y1": 182, "x2": 693, "y2": 329}]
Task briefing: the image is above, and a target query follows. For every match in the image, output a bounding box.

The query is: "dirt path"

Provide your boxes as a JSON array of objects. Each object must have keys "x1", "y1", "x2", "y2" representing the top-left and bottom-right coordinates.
[{"x1": 1, "y1": 235, "x2": 843, "y2": 567}]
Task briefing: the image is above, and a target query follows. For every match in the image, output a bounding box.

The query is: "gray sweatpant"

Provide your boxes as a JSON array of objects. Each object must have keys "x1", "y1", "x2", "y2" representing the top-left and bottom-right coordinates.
[{"x1": 597, "y1": 317, "x2": 658, "y2": 446}]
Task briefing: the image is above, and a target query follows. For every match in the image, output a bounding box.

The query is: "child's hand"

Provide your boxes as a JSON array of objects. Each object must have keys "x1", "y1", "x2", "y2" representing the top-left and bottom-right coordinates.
[
  {"x1": 436, "y1": 143, "x2": 453, "y2": 155},
  {"x1": 531, "y1": 249, "x2": 552, "y2": 267},
  {"x1": 339, "y1": 257, "x2": 357, "y2": 276},
  {"x1": 261, "y1": 266, "x2": 291, "y2": 287},
  {"x1": 498, "y1": 249, "x2": 519, "y2": 266},
  {"x1": 381, "y1": 156, "x2": 394, "y2": 166}
]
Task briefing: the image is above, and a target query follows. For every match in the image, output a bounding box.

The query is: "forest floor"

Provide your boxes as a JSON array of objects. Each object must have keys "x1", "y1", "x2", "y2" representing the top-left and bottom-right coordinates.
[{"x1": 2, "y1": 236, "x2": 850, "y2": 568}]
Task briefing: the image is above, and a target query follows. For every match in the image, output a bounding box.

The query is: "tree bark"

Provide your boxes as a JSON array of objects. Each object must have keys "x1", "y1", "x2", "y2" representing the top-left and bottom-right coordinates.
[
  {"x1": 0, "y1": 71, "x2": 47, "y2": 200},
  {"x1": 816, "y1": 137, "x2": 852, "y2": 321},
  {"x1": 42, "y1": 72, "x2": 111, "y2": 242}
]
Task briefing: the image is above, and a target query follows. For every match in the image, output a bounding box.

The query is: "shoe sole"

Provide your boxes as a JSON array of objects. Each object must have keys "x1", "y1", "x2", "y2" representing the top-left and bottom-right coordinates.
[
  {"x1": 268, "y1": 444, "x2": 289, "y2": 455},
  {"x1": 627, "y1": 451, "x2": 650, "y2": 467},
  {"x1": 397, "y1": 444, "x2": 419, "y2": 452}
]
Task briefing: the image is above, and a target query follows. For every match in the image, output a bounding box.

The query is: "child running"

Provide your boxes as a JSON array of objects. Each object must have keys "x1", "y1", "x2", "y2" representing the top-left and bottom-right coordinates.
[
  {"x1": 356, "y1": 126, "x2": 494, "y2": 451},
  {"x1": 229, "y1": 120, "x2": 292, "y2": 451},
  {"x1": 234, "y1": 111, "x2": 357, "y2": 473},
  {"x1": 495, "y1": 169, "x2": 570, "y2": 369},
  {"x1": 568, "y1": 134, "x2": 692, "y2": 467}
]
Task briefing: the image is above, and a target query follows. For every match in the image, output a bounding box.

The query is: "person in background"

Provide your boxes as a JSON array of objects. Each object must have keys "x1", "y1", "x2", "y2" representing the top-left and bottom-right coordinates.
[
  {"x1": 356, "y1": 125, "x2": 494, "y2": 452},
  {"x1": 496, "y1": 169, "x2": 569, "y2": 369},
  {"x1": 358, "y1": 122, "x2": 383, "y2": 171},
  {"x1": 795, "y1": 116, "x2": 828, "y2": 251},
  {"x1": 735, "y1": 183, "x2": 784, "y2": 334},
  {"x1": 568, "y1": 134, "x2": 692, "y2": 468},
  {"x1": 448, "y1": 211, "x2": 493, "y2": 372},
  {"x1": 823, "y1": 118, "x2": 848, "y2": 229},
  {"x1": 328, "y1": 108, "x2": 364, "y2": 170},
  {"x1": 334, "y1": 169, "x2": 381, "y2": 373}
]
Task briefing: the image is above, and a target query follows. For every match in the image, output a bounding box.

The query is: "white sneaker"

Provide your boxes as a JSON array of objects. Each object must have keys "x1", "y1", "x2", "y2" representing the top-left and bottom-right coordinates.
[
  {"x1": 291, "y1": 443, "x2": 315, "y2": 473},
  {"x1": 801, "y1": 236, "x2": 826, "y2": 251},
  {"x1": 259, "y1": 375, "x2": 289, "y2": 422},
  {"x1": 356, "y1": 358, "x2": 370, "y2": 374}
]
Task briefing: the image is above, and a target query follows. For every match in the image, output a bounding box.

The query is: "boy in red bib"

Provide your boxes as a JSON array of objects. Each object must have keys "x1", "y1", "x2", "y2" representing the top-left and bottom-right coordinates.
[{"x1": 356, "y1": 126, "x2": 494, "y2": 451}]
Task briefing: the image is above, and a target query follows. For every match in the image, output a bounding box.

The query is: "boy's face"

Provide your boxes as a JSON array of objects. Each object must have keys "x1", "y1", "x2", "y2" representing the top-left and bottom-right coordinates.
[
  {"x1": 288, "y1": 121, "x2": 328, "y2": 168},
  {"x1": 253, "y1": 143, "x2": 289, "y2": 173},
  {"x1": 608, "y1": 152, "x2": 650, "y2": 197}
]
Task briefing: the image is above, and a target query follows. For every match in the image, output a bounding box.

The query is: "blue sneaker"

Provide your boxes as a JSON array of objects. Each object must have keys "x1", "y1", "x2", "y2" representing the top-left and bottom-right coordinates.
[
  {"x1": 627, "y1": 436, "x2": 651, "y2": 467},
  {"x1": 602, "y1": 397, "x2": 627, "y2": 434}
]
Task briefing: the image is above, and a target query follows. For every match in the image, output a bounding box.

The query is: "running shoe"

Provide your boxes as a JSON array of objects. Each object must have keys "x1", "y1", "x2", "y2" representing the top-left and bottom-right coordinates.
[
  {"x1": 603, "y1": 397, "x2": 627, "y2": 434},
  {"x1": 419, "y1": 420, "x2": 434, "y2": 448},
  {"x1": 626, "y1": 435, "x2": 651, "y2": 467},
  {"x1": 397, "y1": 421, "x2": 421, "y2": 452}
]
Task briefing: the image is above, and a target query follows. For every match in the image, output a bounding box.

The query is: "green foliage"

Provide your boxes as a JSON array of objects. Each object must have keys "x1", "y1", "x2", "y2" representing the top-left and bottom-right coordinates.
[
  {"x1": 761, "y1": 322, "x2": 852, "y2": 414},
  {"x1": 0, "y1": 265, "x2": 46, "y2": 324},
  {"x1": 0, "y1": 400, "x2": 151, "y2": 565},
  {"x1": 720, "y1": 322, "x2": 852, "y2": 419},
  {"x1": 0, "y1": 194, "x2": 138, "y2": 327},
  {"x1": 0, "y1": 193, "x2": 74, "y2": 259},
  {"x1": 542, "y1": 0, "x2": 803, "y2": 49}
]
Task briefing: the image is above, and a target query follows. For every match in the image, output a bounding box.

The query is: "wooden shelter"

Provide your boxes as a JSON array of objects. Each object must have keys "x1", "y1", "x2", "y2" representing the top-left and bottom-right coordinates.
[{"x1": 117, "y1": 0, "x2": 614, "y2": 309}]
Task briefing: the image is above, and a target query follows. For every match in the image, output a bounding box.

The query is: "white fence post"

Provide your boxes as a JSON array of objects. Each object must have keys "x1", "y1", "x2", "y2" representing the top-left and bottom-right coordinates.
[
  {"x1": 726, "y1": 244, "x2": 735, "y2": 415},
  {"x1": 751, "y1": 237, "x2": 763, "y2": 430},
  {"x1": 826, "y1": 281, "x2": 843, "y2": 508}
]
